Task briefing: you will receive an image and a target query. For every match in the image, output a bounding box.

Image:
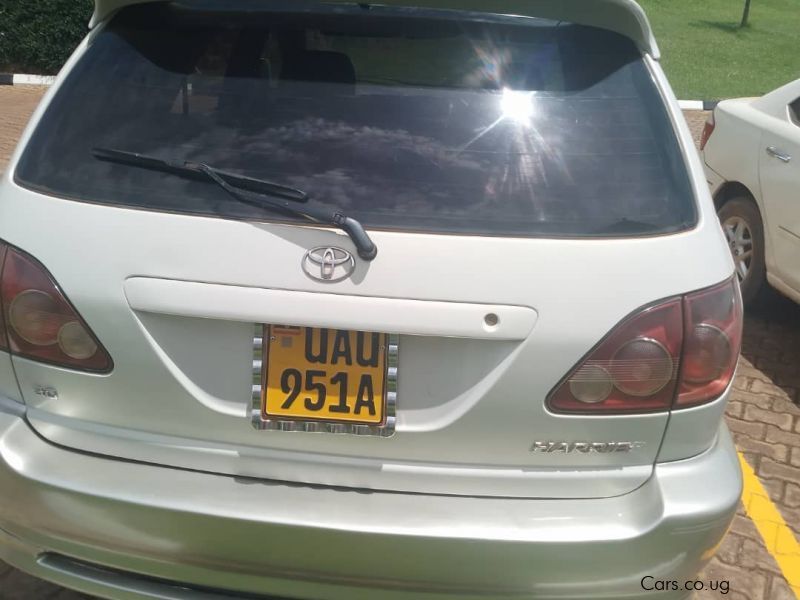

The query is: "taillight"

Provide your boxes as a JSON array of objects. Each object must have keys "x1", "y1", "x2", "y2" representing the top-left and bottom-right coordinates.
[
  {"x1": 548, "y1": 278, "x2": 741, "y2": 414},
  {"x1": 699, "y1": 111, "x2": 715, "y2": 151},
  {"x1": 0, "y1": 241, "x2": 112, "y2": 372},
  {"x1": 548, "y1": 298, "x2": 683, "y2": 414},
  {"x1": 678, "y1": 279, "x2": 742, "y2": 407}
]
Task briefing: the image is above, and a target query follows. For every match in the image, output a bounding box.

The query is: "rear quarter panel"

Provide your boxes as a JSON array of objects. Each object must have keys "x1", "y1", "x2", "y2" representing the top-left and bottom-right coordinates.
[
  {"x1": 703, "y1": 99, "x2": 763, "y2": 199},
  {"x1": 702, "y1": 98, "x2": 778, "y2": 274},
  {"x1": 648, "y1": 59, "x2": 739, "y2": 462}
]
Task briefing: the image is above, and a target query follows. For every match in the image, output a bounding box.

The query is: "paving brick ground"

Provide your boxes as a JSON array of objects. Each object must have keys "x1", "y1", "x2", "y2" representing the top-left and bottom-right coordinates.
[
  {"x1": 683, "y1": 109, "x2": 711, "y2": 148},
  {"x1": 0, "y1": 86, "x2": 46, "y2": 173},
  {"x1": 695, "y1": 291, "x2": 800, "y2": 600},
  {"x1": 0, "y1": 86, "x2": 797, "y2": 599}
]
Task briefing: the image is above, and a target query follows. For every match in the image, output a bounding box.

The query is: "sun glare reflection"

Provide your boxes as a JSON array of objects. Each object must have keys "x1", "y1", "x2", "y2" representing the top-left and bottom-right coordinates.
[{"x1": 500, "y1": 88, "x2": 536, "y2": 126}]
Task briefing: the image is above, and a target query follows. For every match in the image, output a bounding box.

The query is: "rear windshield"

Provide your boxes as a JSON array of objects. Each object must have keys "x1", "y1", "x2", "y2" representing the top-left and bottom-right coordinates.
[{"x1": 15, "y1": 1, "x2": 696, "y2": 237}]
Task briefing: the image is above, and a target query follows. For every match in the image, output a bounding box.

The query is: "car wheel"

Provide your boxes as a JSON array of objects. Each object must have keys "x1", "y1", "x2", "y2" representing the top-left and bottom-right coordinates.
[{"x1": 718, "y1": 197, "x2": 766, "y2": 304}]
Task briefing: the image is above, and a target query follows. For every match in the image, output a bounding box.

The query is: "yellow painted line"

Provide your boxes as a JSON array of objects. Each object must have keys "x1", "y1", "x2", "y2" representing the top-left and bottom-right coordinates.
[{"x1": 738, "y1": 453, "x2": 800, "y2": 598}]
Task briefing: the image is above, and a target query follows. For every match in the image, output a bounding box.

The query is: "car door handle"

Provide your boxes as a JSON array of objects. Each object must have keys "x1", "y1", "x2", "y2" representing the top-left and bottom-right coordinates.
[{"x1": 766, "y1": 146, "x2": 792, "y2": 163}]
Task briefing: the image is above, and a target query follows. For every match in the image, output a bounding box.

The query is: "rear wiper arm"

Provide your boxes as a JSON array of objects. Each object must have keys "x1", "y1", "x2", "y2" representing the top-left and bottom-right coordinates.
[
  {"x1": 93, "y1": 147, "x2": 377, "y2": 261},
  {"x1": 198, "y1": 163, "x2": 378, "y2": 261}
]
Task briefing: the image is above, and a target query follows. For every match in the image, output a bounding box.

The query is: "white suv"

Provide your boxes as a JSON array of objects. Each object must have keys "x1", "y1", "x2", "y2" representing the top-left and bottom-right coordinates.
[{"x1": 0, "y1": 1, "x2": 742, "y2": 599}]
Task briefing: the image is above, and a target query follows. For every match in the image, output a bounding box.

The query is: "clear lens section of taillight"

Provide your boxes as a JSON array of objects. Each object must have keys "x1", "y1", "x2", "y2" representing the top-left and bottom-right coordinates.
[
  {"x1": 548, "y1": 298, "x2": 683, "y2": 414},
  {"x1": 0, "y1": 242, "x2": 112, "y2": 372},
  {"x1": 677, "y1": 279, "x2": 742, "y2": 407}
]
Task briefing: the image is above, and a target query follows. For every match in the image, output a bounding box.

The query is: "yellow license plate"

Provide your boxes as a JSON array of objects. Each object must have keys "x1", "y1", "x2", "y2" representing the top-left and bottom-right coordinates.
[{"x1": 262, "y1": 326, "x2": 389, "y2": 425}]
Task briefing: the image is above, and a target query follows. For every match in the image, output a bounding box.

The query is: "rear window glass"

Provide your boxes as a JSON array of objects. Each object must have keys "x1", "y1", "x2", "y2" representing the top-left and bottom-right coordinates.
[
  {"x1": 15, "y1": 1, "x2": 696, "y2": 237},
  {"x1": 790, "y1": 97, "x2": 800, "y2": 126}
]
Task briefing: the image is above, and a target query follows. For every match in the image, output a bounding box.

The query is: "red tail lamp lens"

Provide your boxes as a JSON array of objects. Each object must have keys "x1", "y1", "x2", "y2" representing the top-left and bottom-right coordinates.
[
  {"x1": 699, "y1": 111, "x2": 715, "y2": 151},
  {"x1": 677, "y1": 279, "x2": 742, "y2": 407},
  {"x1": 0, "y1": 243, "x2": 112, "y2": 372},
  {"x1": 682, "y1": 325, "x2": 731, "y2": 383},
  {"x1": 8, "y1": 290, "x2": 61, "y2": 345},
  {"x1": 548, "y1": 298, "x2": 683, "y2": 413}
]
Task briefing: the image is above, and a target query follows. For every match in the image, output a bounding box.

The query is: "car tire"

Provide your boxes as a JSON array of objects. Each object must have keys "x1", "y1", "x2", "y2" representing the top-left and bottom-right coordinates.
[{"x1": 718, "y1": 196, "x2": 766, "y2": 305}]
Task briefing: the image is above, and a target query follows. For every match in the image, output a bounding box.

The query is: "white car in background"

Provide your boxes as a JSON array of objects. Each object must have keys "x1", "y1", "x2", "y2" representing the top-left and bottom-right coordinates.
[{"x1": 702, "y1": 78, "x2": 800, "y2": 305}]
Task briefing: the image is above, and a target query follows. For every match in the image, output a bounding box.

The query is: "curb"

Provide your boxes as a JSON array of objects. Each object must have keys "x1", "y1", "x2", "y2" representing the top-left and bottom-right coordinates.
[
  {"x1": 0, "y1": 74, "x2": 56, "y2": 86},
  {"x1": 678, "y1": 100, "x2": 719, "y2": 110},
  {"x1": 0, "y1": 73, "x2": 722, "y2": 110}
]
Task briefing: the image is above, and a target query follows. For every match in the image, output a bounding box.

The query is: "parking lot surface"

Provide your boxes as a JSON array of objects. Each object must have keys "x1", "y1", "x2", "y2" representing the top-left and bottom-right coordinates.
[{"x1": 0, "y1": 85, "x2": 798, "y2": 600}]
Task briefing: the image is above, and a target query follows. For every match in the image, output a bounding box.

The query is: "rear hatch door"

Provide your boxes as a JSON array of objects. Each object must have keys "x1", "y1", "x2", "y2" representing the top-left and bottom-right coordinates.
[{"x1": 6, "y1": 1, "x2": 709, "y2": 498}]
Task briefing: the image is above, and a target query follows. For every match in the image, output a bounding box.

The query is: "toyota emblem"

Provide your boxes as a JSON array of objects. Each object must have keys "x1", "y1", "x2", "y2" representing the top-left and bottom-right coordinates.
[{"x1": 302, "y1": 246, "x2": 356, "y2": 282}]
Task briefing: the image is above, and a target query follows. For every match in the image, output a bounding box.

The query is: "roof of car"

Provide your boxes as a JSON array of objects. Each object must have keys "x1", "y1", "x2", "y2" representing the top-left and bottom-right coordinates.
[
  {"x1": 91, "y1": 0, "x2": 660, "y2": 58},
  {"x1": 751, "y1": 77, "x2": 800, "y2": 118}
]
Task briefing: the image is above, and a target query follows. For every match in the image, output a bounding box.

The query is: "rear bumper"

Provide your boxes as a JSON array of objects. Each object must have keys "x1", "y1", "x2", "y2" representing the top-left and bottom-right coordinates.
[{"x1": 0, "y1": 399, "x2": 740, "y2": 600}]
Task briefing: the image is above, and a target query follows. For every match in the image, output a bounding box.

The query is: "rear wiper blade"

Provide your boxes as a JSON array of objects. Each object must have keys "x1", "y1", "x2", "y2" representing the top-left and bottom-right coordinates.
[
  {"x1": 93, "y1": 147, "x2": 377, "y2": 261},
  {"x1": 94, "y1": 147, "x2": 307, "y2": 202}
]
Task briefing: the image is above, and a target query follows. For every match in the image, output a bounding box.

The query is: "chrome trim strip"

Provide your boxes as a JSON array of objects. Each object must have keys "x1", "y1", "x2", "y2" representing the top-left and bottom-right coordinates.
[{"x1": 250, "y1": 325, "x2": 398, "y2": 437}]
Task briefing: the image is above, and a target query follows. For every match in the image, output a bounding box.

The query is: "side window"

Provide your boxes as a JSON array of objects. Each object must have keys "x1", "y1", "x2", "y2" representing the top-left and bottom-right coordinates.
[{"x1": 790, "y1": 97, "x2": 800, "y2": 127}]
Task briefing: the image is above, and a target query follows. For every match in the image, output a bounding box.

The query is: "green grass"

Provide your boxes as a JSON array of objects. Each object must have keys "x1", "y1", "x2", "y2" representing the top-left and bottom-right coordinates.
[{"x1": 637, "y1": 0, "x2": 800, "y2": 100}]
